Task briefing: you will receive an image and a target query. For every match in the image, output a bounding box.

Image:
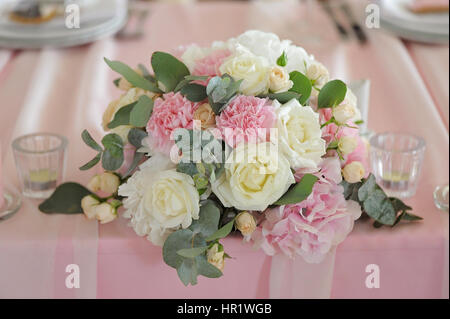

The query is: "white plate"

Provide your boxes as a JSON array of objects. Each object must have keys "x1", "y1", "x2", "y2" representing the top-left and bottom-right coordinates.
[
  {"x1": 380, "y1": 0, "x2": 449, "y2": 42},
  {"x1": 381, "y1": 0, "x2": 449, "y2": 26},
  {"x1": 381, "y1": 15, "x2": 449, "y2": 44},
  {"x1": 0, "y1": 0, "x2": 128, "y2": 49}
]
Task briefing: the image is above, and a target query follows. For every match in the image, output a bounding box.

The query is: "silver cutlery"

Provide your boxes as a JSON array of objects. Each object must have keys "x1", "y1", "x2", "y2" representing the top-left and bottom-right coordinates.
[
  {"x1": 116, "y1": 7, "x2": 149, "y2": 40},
  {"x1": 317, "y1": 0, "x2": 349, "y2": 40},
  {"x1": 340, "y1": 1, "x2": 368, "y2": 45}
]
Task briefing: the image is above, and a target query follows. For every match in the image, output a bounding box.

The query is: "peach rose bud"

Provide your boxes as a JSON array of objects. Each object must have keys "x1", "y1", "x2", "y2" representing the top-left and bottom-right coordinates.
[
  {"x1": 207, "y1": 243, "x2": 225, "y2": 272},
  {"x1": 235, "y1": 211, "x2": 257, "y2": 236},
  {"x1": 194, "y1": 103, "x2": 216, "y2": 129},
  {"x1": 342, "y1": 161, "x2": 365, "y2": 183}
]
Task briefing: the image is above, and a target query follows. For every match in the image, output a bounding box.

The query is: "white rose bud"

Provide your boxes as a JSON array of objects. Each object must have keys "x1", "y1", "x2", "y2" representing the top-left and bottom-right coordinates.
[
  {"x1": 95, "y1": 203, "x2": 117, "y2": 224},
  {"x1": 87, "y1": 175, "x2": 101, "y2": 193},
  {"x1": 306, "y1": 62, "x2": 329, "y2": 88},
  {"x1": 235, "y1": 211, "x2": 256, "y2": 236},
  {"x1": 88, "y1": 172, "x2": 120, "y2": 194},
  {"x1": 333, "y1": 102, "x2": 357, "y2": 124},
  {"x1": 338, "y1": 136, "x2": 358, "y2": 155},
  {"x1": 342, "y1": 161, "x2": 365, "y2": 183},
  {"x1": 81, "y1": 195, "x2": 100, "y2": 220},
  {"x1": 269, "y1": 66, "x2": 293, "y2": 93},
  {"x1": 207, "y1": 243, "x2": 225, "y2": 272}
]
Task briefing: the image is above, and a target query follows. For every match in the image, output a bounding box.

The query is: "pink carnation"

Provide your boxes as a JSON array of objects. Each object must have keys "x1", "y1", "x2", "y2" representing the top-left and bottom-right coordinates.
[
  {"x1": 250, "y1": 158, "x2": 361, "y2": 263},
  {"x1": 146, "y1": 92, "x2": 198, "y2": 155},
  {"x1": 192, "y1": 49, "x2": 231, "y2": 80},
  {"x1": 215, "y1": 95, "x2": 276, "y2": 147}
]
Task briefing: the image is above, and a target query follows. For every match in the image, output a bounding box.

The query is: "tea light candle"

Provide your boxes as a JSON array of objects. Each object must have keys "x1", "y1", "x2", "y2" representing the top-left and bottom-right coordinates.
[{"x1": 0, "y1": 144, "x2": 5, "y2": 208}]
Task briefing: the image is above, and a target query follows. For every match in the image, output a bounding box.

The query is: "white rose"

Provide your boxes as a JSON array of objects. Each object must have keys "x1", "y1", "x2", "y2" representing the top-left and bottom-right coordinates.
[
  {"x1": 333, "y1": 89, "x2": 361, "y2": 124},
  {"x1": 212, "y1": 142, "x2": 295, "y2": 211},
  {"x1": 102, "y1": 88, "x2": 156, "y2": 131},
  {"x1": 207, "y1": 243, "x2": 225, "y2": 272},
  {"x1": 235, "y1": 211, "x2": 256, "y2": 236},
  {"x1": 269, "y1": 66, "x2": 293, "y2": 93},
  {"x1": 118, "y1": 154, "x2": 200, "y2": 246},
  {"x1": 284, "y1": 44, "x2": 314, "y2": 74},
  {"x1": 274, "y1": 99, "x2": 326, "y2": 170},
  {"x1": 87, "y1": 172, "x2": 120, "y2": 194},
  {"x1": 143, "y1": 170, "x2": 199, "y2": 229},
  {"x1": 306, "y1": 62, "x2": 329, "y2": 88},
  {"x1": 81, "y1": 195, "x2": 100, "y2": 220},
  {"x1": 226, "y1": 30, "x2": 314, "y2": 75},
  {"x1": 338, "y1": 136, "x2": 358, "y2": 155},
  {"x1": 342, "y1": 161, "x2": 365, "y2": 183},
  {"x1": 226, "y1": 30, "x2": 288, "y2": 64},
  {"x1": 95, "y1": 203, "x2": 117, "y2": 224},
  {"x1": 219, "y1": 53, "x2": 270, "y2": 96}
]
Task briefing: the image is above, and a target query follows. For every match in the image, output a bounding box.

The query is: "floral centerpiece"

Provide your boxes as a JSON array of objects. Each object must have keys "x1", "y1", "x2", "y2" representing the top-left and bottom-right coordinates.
[{"x1": 39, "y1": 31, "x2": 422, "y2": 286}]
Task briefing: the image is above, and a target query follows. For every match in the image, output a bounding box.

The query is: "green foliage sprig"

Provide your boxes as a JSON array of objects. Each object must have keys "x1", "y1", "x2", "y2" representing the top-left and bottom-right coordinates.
[
  {"x1": 342, "y1": 174, "x2": 422, "y2": 227},
  {"x1": 162, "y1": 200, "x2": 234, "y2": 286}
]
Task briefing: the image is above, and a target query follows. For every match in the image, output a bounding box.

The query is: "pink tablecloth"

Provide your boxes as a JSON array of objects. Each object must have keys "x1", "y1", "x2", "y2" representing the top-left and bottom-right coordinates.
[{"x1": 0, "y1": 1, "x2": 448, "y2": 299}]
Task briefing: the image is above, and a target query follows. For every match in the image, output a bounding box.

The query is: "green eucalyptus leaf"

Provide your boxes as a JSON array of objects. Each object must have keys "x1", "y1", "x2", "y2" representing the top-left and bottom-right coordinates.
[
  {"x1": 205, "y1": 219, "x2": 234, "y2": 242},
  {"x1": 317, "y1": 79, "x2": 347, "y2": 109},
  {"x1": 163, "y1": 229, "x2": 205, "y2": 268},
  {"x1": 130, "y1": 95, "x2": 154, "y2": 127},
  {"x1": 196, "y1": 255, "x2": 222, "y2": 278},
  {"x1": 38, "y1": 182, "x2": 92, "y2": 214},
  {"x1": 128, "y1": 128, "x2": 148, "y2": 149},
  {"x1": 267, "y1": 91, "x2": 302, "y2": 104},
  {"x1": 289, "y1": 71, "x2": 312, "y2": 105},
  {"x1": 79, "y1": 153, "x2": 101, "y2": 171},
  {"x1": 101, "y1": 148, "x2": 124, "y2": 171},
  {"x1": 113, "y1": 78, "x2": 121, "y2": 87},
  {"x1": 206, "y1": 75, "x2": 242, "y2": 114},
  {"x1": 185, "y1": 75, "x2": 209, "y2": 81},
  {"x1": 177, "y1": 246, "x2": 208, "y2": 258},
  {"x1": 275, "y1": 174, "x2": 318, "y2": 205},
  {"x1": 151, "y1": 51, "x2": 190, "y2": 92},
  {"x1": 137, "y1": 63, "x2": 155, "y2": 82},
  {"x1": 104, "y1": 58, "x2": 161, "y2": 93},
  {"x1": 107, "y1": 102, "x2": 136, "y2": 129},
  {"x1": 81, "y1": 129, "x2": 102, "y2": 152},
  {"x1": 402, "y1": 212, "x2": 423, "y2": 221},
  {"x1": 189, "y1": 201, "x2": 221, "y2": 238},
  {"x1": 181, "y1": 83, "x2": 208, "y2": 102},
  {"x1": 363, "y1": 189, "x2": 397, "y2": 226},
  {"x1": 341, "y1": 180, "x2": 362, "y2": 202},
  {"x1": 358, "y1": 174, "x2": 378, "y2": 202},
  {"x1": 176, "y1": 162, "x2": 199, "y2": 177},
  {"x1": 389, "y1": 197, "x2": 413, "y2": 212},
  {"x1": 102, "y1": 133, "x2": 124, "y2": 157},
  {"x1": 177, "y1": 258, "x2": 198, "y2": 286}
]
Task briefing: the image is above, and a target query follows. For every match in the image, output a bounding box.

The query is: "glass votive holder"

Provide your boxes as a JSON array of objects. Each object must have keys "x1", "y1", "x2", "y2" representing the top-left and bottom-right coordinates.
[
  {"x1": 369, "y1": 132, "x2": 426, "y2": 199},
  {"x1": 12, "y1": 133, "x2": 68, "y2": 199}
]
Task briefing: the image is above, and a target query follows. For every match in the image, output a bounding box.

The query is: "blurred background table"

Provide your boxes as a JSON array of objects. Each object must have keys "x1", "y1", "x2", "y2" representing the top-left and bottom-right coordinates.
[{"x1": 0, "y1": 0, "x2": 448, "y2": 298}]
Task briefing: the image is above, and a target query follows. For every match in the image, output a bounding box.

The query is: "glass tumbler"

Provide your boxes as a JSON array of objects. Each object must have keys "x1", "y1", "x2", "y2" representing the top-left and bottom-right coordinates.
[
  {"x1": 12, "y1": 133, "x2": 68, "y2": 199},
  {"x1": 369, "y1": 133, "x2": 426, "y2": 198}
]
